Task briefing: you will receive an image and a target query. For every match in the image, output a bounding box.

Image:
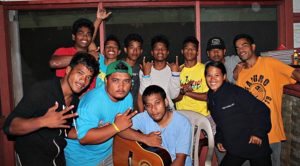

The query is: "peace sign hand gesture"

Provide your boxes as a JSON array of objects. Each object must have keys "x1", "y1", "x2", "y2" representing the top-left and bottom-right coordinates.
[{"x1": 41, "y1": 102, "x2": 78, "y2": 129}]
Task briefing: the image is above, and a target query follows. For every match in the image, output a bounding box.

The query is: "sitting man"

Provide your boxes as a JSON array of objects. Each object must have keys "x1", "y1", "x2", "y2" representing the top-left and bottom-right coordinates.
[{"x1": 120, "y1": 85, "x2": 192, "y2": 166}]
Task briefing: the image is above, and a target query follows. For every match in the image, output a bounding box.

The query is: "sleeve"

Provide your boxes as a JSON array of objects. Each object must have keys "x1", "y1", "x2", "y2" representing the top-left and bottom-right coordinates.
[
  {"x1": 168, "y1": 72, "x2": 181, "y2": 99},
  {"x1": 269, "y1": 57, "x2": 296, "y2": 85},
  {"x1": 76, "y1": 97, "x2": 102, "y2": 139},
  {"x1": 139, "y1": 70, "x2": 152, "y2": 94},
  {"x1": 175, "y1": 117, "x2": 192, "y2": 155},
  {"x1": 237, "y1": 88, "x2": 271, "y2": 139},
  {"x1": 214, "y1": 125, "x2": 225, "y2": 145},
  {"x1": 53, "y1": 47, "x2": 75, "y2": 56},
  {"x1": 131, "y1": 113, "x2": 145, "y2": 132},
  {"x1": 3, "y1": 83, "x2": 46, "y2": 135}
]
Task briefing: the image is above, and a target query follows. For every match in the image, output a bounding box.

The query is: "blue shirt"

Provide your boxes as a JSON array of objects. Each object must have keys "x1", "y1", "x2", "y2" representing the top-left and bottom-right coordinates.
[
  {"x1": 65, "y1": 85, "x2": 133, "y2": 166},
  {"x1": 96, "y1": 54, "x2": 107, "y2": 88},
  {"x1": 132, "y1": 111, "x2": 192, "y2": 166}
]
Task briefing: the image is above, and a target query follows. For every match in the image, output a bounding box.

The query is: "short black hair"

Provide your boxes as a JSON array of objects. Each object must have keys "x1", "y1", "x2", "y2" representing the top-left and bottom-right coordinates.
[
  {"x1": 72, "y1": 18, "x2": 94, "y2": 35},
  {"x1": 182, "y1": 36, "x2": 199, "y2": 50},
  {"x1": 104, "y1": 34, "x2": 121, "y2": 49},
  {"x1": 142, "y1": 85, "x2": 167, "y2": 104},
  {"x1": 69, "y1": 52, "x2": 99, "y2": 77},
  {"x1": 151, "y1": 35, "x2": 169, "y2": 50},
  {"x1": 124, "y1": 33, "x2": 143, "y2": 48},
  {"x1": 205, "y1": 61, "x2": 227, "y2": 76},
  {"x1": 233, "y1": 33, "x2": 255, "y2": 46}
]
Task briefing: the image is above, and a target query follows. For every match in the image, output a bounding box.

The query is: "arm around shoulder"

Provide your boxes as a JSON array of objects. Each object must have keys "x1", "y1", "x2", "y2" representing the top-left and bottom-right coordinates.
[{"x1": 49, "y1": 54, "x2": 73, "y2": 69}]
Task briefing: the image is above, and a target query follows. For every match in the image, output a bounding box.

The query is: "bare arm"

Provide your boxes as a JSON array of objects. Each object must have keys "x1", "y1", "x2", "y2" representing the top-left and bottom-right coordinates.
[
  {"x1": 171, "y1": 153, "x2": 187, "y2": 166},
  {"x1": 9, "y1": 103, "x2": 77, "y2": 135},
  {"x1": 233, "y1": 62, "x2": 246, "y2": 81},
  {"x1": 118, "y1": 128, "x2": 162, "y2": 147},
  {"x1": 92, "y1": 5, "x2": 112, "y2": 42},
  {"x1": 79, "y1": 109, "x2": 137, "y2": 145},
  {"x1": 49, "y1": 55, "x2": 73, "y2": 69},
  {"x1": 79, "y1": 124, "x2": 118, "y2": 144},
  {"x1": 291, "y1": 68, "x2": 300, "y2": 82},
  {"x1": 137, "y1": 92, "x2": 144, "y2": 112}
]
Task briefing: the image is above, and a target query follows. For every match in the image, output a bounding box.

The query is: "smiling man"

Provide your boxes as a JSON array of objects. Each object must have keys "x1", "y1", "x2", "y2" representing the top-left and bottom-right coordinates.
[
  {"x1": 3, "y1": 52, "x2": 99, "y2": 166},
  {"x1": 64, "y1": 60, "x2": 137, "y2": 166},
  {"x1": 234, "y1": 33, "x2": 300, "y2": 166},
  {"x1": 49, "y1": 18, "x2": 95, "y2": 78},
  {"x1": 95, "y1": 35, "x2": 122, "y2": 88},
  {"x1": 139, "y1": 35, "x2": 180, "y2": 110},
  {"x1": 119, "y1": 85, "x2": 192, "y2": 166}
]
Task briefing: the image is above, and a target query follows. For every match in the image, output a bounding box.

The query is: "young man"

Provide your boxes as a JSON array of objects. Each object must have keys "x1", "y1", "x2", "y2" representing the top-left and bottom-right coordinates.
[
  {"x1": 64, "y1": 60, "x2": 137, "y2": 166},
  {"x1": 3, "y1": 52, "x2": 99, "y2": 166},
  {"x1": 206, "y1": 37, "x2": 240, "y2": 83},
  {"x1": 234, "y1": 33, "x2": 300, "y2": 166},
  {"x1": 120, "y1": 85, "x2": 192, "y2": 166},
  {"x1": 49, "y1": 18, "x2": 95, "y2": 77},
  {"x1": 174, "y1": 36, "x2": 209, "y2": 116},
  {"x1": 50, "y1": 7, "x2": 111, "y2": 78},
  {"x1": 95, "y1": 35, "x2": 121, "y2": 88},
  {"x1": 139, "y1": 35, "x2": 180, "y2": 110},
  {"x1": 123, "y1": 33, "x2": 144, "y2": 112}
]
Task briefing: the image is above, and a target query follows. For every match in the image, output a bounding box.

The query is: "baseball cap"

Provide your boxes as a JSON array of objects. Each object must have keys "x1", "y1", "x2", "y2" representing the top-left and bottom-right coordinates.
[
  {"x1": 206, "y1": 37, "x2": 226, "y2": 51},
  {"x1": 106, "y1": 60, "x2": 133, "y2": 77}
]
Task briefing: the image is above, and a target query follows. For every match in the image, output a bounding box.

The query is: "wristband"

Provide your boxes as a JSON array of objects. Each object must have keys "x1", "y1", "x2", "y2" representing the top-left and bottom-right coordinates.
[
  {"x1": 172, "y1": 74, "x2": 180, "y2": 77},
  {"x1": 112, "y1": 123, "x2": 120, "y2": 132},
  {"x1": 142, "y1": 75, "x2": 150, "y2": 78}
]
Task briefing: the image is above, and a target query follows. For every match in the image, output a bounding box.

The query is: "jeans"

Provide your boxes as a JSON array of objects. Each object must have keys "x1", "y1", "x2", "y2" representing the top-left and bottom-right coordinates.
[
  {"x1": 98, "y1": 155, "x2": 113, "y2": 166},
  {"x1": 220, "y1": 153, "x2": 271, "y2": 166},
  {"x1": 270, "y1": 142, "x2": 281, "y2": 166}
]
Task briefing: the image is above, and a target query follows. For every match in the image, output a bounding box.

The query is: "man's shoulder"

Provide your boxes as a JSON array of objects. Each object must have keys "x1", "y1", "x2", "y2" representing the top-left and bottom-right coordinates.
[
  {"x1": 173, "y1": 111, "x2": 191, "y2": 125},
  {"x1": 80, "y1": 86, "x2": 106, "y2": 104},
  {"x1": 53, "y1": 47, "x2": 77, "y2": 55},
  {"x1": 30, "y1": 78, "x2": 60, "y2": 91}
]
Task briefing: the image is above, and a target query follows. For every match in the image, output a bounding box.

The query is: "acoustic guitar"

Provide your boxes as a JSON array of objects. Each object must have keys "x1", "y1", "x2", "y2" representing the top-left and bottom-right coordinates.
[{"x1": 113, "y1": 135, "x2": 172, "y2": 166}]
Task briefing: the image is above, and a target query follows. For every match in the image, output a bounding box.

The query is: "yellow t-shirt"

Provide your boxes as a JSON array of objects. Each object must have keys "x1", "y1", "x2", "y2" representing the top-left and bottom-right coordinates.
[
  {"x1": 236, "y1": 57, "x2": 296, "y2": 143},
  {"x1": 176, "y1": 63, "x2": 209, "y2": 116}
]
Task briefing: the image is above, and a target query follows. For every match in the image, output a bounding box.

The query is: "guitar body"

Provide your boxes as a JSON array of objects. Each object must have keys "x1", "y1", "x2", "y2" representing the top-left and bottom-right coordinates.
[{"x1": 113, "y1": 135, "x2": 172, "y2": 166}]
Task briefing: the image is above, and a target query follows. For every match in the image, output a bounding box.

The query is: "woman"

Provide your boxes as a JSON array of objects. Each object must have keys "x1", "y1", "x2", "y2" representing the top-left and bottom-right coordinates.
[{"x1": 205, "y1": 61, "x2": 272, "y2": 166}]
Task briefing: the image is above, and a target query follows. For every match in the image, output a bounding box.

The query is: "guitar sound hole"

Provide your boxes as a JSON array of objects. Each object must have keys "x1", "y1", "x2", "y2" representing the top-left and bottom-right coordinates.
[{"x1": 139, "y1": 160, "x2": 151, "y2": 166}]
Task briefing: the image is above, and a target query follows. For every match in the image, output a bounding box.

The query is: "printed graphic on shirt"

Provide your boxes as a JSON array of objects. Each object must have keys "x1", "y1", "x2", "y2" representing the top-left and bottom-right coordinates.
[
  {"x1": 180, "y1": 76, "x2": 204, "y2": 90},
  {"x1": 96, "y1": 70, "x2": 106, "y2": 87},
  {"x1": 242, "y1": 74, "x2": 272, "y2": 104}
]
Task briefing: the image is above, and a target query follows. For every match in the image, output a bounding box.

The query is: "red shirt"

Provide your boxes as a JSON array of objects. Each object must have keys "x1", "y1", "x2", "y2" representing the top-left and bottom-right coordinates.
[{"x1": 53, "y1": 47, "x2": 77, "y2": 77}]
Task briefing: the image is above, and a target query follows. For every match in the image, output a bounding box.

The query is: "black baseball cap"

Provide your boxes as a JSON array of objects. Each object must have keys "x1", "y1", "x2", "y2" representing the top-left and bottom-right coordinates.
[{"x1": 206, "y1": 37, "x2": 226, "y2": 51}]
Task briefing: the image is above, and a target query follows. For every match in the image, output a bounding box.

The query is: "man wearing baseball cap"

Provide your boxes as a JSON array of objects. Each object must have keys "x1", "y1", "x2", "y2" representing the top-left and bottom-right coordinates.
[
  {"x1": 65, "y1": 60, "x2": 136, "y2": 166},
  {"x1": 206, "y1": 37, "x2": 240, "y2": 83}
]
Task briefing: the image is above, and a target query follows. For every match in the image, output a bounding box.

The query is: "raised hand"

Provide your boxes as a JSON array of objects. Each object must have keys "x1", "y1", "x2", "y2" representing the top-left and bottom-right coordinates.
[
  {"x1": 167, "y1": 56, "x2": 180, "y2": 72},
  {"x1": 42, "y1": 102, "x2": 78, "y2": 129},
  {"x1": 140, "y1": 56, "x2": 153, "y2": 76},
  {"x1": 97, "y1": 5, "x2": 112, "y2": 20},
  {"x1": 114, "y1": 108, "x2": 138, "y2": 132},
  {"x1": 144, "y1": 131, "x2": 162, "y2": 147},
  {"x1": 249, "y1": 135, "x2": 262, "y2": 145}
]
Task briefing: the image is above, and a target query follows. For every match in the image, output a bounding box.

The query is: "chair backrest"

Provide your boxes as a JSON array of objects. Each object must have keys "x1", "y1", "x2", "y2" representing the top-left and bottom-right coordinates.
[{"x1": 178, "y1": 110, "x2": 214, "y2": 166}]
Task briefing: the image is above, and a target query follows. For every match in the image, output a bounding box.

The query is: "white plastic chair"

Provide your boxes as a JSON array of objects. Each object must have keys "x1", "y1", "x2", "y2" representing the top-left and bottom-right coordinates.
[{"x1": 178, "y1": 110, "x2": 215, "y2": 166}]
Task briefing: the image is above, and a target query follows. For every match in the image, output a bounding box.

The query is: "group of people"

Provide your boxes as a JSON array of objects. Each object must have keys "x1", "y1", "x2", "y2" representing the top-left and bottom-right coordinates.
[{"x1": 3, "y1": 6, "x2": 300, "y2": 166}]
